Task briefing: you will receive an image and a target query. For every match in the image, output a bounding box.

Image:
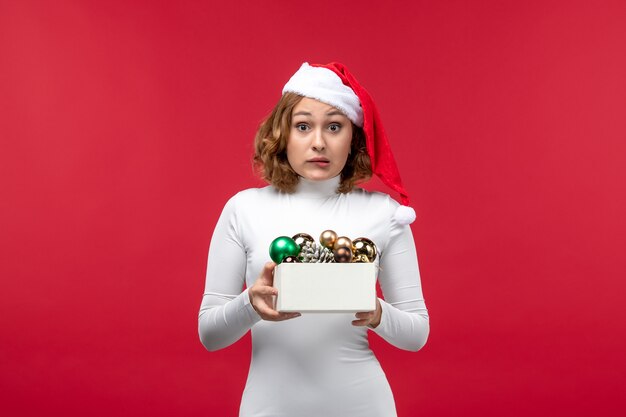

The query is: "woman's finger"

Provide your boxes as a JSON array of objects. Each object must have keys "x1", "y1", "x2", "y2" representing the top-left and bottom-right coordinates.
[
  {"x1": 276, "y1": 312, "x2": 301, "y2": 321},
  {"x1": 257, "y1": 304, "x2": 300, "y2": 321},
  {"x1": 253, "y1": 286, "x2": 277, "y2": 296},
  {"x1": 257, "y1": 262, "x2": 277, "y2": 286},
  {"x1": 254, "y1": 303, "x2": 280, "y2": 320},
  {"x1": 256, "y1": 297, "x2": 300, "y2": 321}
]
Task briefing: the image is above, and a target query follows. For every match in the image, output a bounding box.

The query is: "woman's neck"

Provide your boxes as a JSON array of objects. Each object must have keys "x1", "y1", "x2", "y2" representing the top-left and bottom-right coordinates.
[{"x1": 293, "y1": 175, "x2": 341, "y2": 198}]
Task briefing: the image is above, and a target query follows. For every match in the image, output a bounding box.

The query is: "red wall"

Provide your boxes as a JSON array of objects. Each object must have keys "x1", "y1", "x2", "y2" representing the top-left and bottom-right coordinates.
[{"x1": 1, "y1": 1, "x2": 625, "y2": 416}]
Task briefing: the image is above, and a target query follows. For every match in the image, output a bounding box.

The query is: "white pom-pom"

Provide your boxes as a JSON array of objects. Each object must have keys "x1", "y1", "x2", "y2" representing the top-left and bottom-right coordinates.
[{"x1": 394, "y1": 205, "x2": 416, "y2": 225}]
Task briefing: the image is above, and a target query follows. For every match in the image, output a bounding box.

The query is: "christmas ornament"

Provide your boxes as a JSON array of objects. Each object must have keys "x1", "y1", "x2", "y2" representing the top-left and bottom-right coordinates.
[
  {"x1": 334, "y1": 236, "x2": 352, "y2": 252},
  {"x1": 298, "y1": 241, "x2": 335, "y2": 263},
  {"x1": 283, "y1": 256, "x2": 301, "y2": 263},
  {"x1": 292, "y1": 233, "x2": 314, "y2": 249},
  {"x1": 352, "y1": 237, "x2": 377, "y2": 263},
  {"x1": 271, "y1": 230, "x2": 378, "y2": 264},
  {"x1": 269, "y1": 236, "x2": 301, "y2": 264},
  {"x1": 319, "y1": 230, "x2": 338, "y2": 249},
  {"x1": 334, "y1": 246, "x2": 353, "y2": 263},
  {"x1": 332, "y1": 236, "x2": 352, "y2": 263},
  {"x1": 353, "y1": 254, "x2": 371, "y2": 263},
  {"x1": 333, "y1": 236, "x2": 353, "y2": 263}
]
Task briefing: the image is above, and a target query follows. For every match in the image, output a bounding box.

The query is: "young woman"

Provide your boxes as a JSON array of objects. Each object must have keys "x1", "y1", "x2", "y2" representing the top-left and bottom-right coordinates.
[{"x1": 198, "y1": 62, "x2": 429, "y2": 417}]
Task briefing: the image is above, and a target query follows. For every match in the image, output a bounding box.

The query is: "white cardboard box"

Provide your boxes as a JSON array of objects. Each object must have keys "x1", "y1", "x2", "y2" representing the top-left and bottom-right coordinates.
[{"x1": 274, "y1": 263, "x2": 377, "y2": 313}]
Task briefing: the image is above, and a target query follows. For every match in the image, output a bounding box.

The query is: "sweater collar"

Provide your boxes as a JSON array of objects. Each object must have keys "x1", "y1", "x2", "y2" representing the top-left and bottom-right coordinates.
[{"x1": 294, "y1": 174, "x2": 341, "y2": 198}]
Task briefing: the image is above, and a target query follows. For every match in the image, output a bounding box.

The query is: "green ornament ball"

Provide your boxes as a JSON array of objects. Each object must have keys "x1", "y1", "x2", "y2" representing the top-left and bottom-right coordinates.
[{"x1": 269, "y1": 236, "x2": 301, "y2": 264}]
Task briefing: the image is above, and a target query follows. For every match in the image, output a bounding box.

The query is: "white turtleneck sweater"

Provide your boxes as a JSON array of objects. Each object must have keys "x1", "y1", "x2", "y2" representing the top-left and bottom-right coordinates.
[{"x1": 198, "y1": 175, "x2": 429, "y2": 417}]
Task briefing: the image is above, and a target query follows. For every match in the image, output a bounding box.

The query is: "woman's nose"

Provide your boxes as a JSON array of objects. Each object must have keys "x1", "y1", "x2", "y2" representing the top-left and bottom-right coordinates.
[{"x1": 311, "y1": 128, "x2": 326, "y2": 151}]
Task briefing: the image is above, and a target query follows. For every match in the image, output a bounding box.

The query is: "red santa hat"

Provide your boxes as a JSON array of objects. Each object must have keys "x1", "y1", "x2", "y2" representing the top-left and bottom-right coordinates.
[{"x1": 282, "y1": 62, "x2": 416, "y2": 225}]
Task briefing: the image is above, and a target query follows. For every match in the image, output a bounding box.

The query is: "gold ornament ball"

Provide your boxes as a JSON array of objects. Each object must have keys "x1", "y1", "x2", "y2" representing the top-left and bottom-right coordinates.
[
  {"x1": 352, "y1": 237, "x2": 377, "y2": 263},
  {"x1": 354, "y1": 254, "x2": 371, "y2": 263},
  {"x1": 334, "y1": 246, "x2": 353, "y2": 263},
  {"x1": 334, "y1": 236, "x2": 353, "y2": 251},
  {"x1": 292, "y1": 233, "x2": 314, "y2": 249},
  {"x1": 319, "y1": 230, "x2": 338, "y2": 249}
]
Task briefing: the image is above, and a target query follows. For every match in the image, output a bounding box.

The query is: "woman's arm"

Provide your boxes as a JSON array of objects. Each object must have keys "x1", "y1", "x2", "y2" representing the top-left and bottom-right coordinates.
[
  {"x1": 198, "y1": 193, "x2": 261, "y2": 352},
  {"x1": 369, "y1": 196, "x2": 430, "y2": 352}
]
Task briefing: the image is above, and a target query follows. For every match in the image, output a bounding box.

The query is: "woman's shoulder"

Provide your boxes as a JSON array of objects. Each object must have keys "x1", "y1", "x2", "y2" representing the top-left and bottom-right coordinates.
[
  {"x1": 349, "y1": 186, "x2": 398, "y2": 209},
  {"x1": 349, "y1": 187, "x2": 410, "y2": 226},
  {"x1": 352, "y1": 187, "x2": 417, "y2": 226},
  {"x1": 223, "y1": 185, "x2": 277, "y2": 206}
]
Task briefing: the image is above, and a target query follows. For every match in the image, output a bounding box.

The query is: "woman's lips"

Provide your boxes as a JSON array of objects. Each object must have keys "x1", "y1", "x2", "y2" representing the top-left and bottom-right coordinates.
[
  {"x1": 312, "y1": 161, "x2": 330, "y2": 167},
  {"x1": 307, "y1": 159, "x2": 330, "y2": 167}
]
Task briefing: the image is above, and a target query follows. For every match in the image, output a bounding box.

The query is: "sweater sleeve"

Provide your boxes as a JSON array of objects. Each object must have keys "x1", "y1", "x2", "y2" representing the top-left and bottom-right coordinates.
[
  {"x1": 369, "y1": 196, "x2": 430, "y2": 352},
  {"x1": 198, "y1": 193, "x2": 262, "y2": 352}
]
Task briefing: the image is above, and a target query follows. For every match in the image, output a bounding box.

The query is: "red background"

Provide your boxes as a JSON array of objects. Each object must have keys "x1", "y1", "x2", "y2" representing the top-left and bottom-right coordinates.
[{"x1": 1, "y1": 1, "x2": 625, "y2": 416}]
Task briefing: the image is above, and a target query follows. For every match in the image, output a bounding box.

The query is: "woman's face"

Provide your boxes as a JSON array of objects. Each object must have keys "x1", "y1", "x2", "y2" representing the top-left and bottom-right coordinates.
[{"x1": 287, "y1": 97, "x2": 353, "y2": 181}]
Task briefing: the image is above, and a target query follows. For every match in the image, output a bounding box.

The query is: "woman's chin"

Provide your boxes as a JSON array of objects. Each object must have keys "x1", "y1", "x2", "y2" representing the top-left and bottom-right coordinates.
[{"x1": 300, "y1": 171, "x2": 338, "y2": 181}]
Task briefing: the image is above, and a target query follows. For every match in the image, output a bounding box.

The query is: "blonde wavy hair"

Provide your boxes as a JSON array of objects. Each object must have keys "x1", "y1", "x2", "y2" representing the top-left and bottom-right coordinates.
[{"x1": 253, "y1": 92, "x2": 372, "y2": 193}]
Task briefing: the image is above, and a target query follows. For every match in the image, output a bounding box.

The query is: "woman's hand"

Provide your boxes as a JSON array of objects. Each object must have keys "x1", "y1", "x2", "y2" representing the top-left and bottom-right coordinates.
[
  {"x1": 249, "y1": 262, "x2": 301, "y2": 321},
  {"x1": 352, "y1": 298, "x2": 382, "y2": 328}
]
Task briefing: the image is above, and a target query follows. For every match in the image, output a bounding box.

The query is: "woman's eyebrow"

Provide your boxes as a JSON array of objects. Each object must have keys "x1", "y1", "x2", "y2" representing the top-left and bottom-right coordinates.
[{"x1": 292, "y1": 110, "x2": 344, "y2": 117}]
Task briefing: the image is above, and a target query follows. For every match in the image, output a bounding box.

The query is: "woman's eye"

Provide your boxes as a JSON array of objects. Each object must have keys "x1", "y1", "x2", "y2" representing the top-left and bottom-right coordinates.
[
  {"x1": 296, "y1": 124, "x2": 309, "y2": 132},
  {"x1": 329, "y1": 124, "x2": 341, "y2": 132}
]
